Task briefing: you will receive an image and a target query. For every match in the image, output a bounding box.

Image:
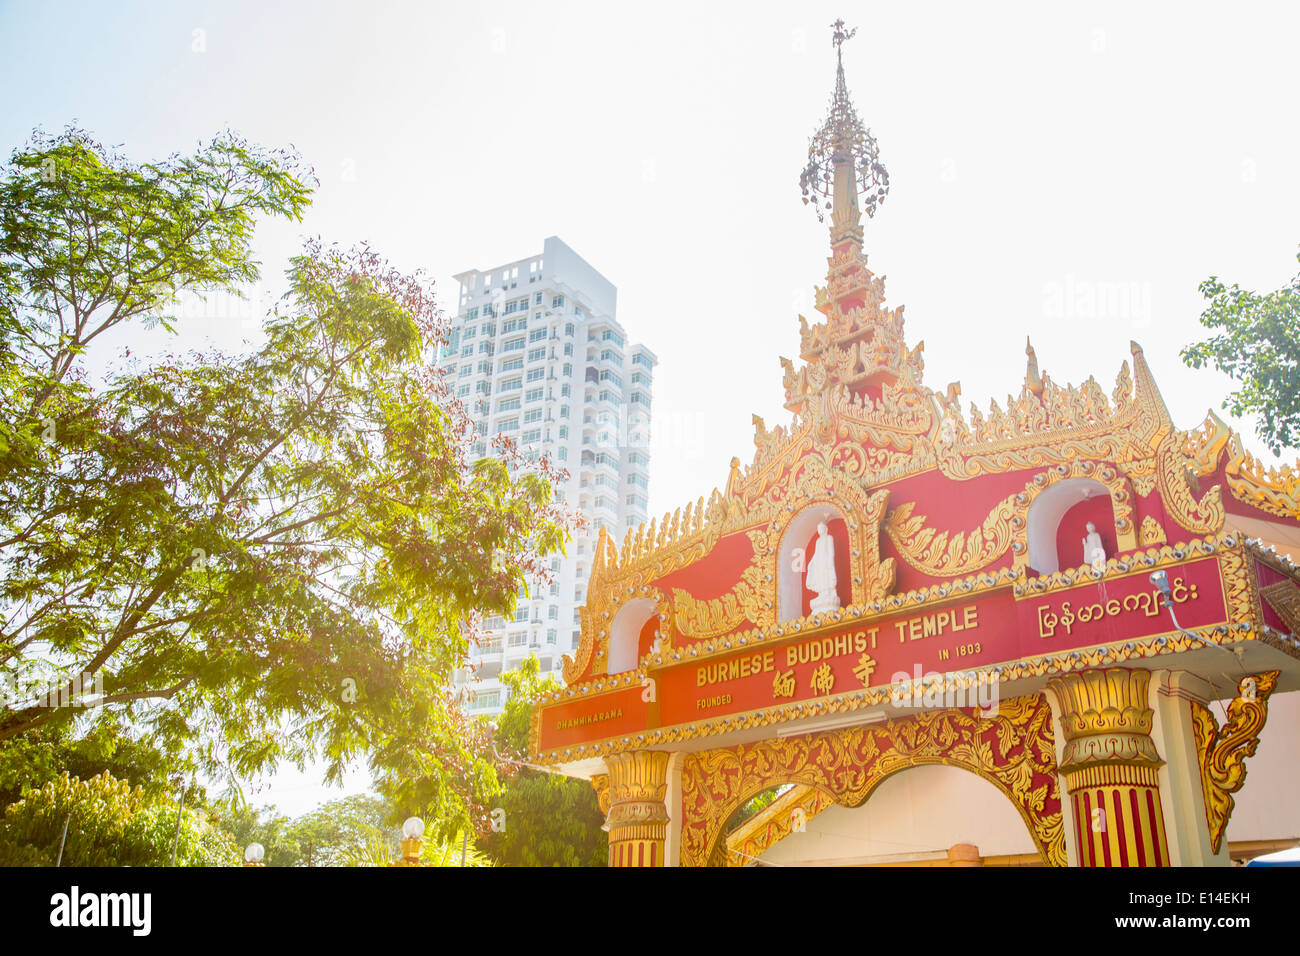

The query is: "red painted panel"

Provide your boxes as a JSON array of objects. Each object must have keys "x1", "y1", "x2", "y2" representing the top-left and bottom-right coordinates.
[
  {"x1": 654, "y1": 532, "x2": 754, "y2": 602},
  {"x1": 538, "y1": 684, "x2": 647, "y2": 752}
]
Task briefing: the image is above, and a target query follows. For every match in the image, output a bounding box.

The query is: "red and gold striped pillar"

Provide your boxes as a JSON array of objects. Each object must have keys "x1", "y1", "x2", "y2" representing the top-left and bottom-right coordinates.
[
  {"x1": 1048, "y1": 668, "x2": 1170, "y2": 867},
  {"x1": 604, "y1": 750, "x2": 670, "y2": 867}
]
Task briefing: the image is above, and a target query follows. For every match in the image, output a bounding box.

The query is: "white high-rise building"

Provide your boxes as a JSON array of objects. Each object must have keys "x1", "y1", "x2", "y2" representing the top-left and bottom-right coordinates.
[{"x1": 442, "y1": 237, "x2": 656, "y2": 715}]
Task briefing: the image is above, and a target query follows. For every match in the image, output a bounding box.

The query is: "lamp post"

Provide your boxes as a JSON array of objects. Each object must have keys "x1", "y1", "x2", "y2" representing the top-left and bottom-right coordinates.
[
  {"x1": 244, "y1": 843, "x2": 265, "y2": 868},
  {"x1": 1150, "y1": 570, "x2": 1241, "y2": 665},
  {"x1": 397, "y1": 816, "x2": 425, "y2": 866}
]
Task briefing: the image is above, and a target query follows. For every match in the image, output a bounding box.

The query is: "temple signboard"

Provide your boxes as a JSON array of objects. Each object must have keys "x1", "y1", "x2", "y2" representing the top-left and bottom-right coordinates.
[{"x1": 536, "y1": 554, "x2": 1229, "y2": 753}]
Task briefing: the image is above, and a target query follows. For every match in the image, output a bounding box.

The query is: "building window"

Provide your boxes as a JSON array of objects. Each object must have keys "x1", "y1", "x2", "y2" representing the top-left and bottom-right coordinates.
[
  {"x1": 466, "y1": 307, "x2": 479, "y2": 321},
  {"x1": 457, "y1": 384, "x2": 470, "y2": 397},
  {"x1": 602, "y1": 330, "x2": 625, "y2": 347},
  {"x1": 501, "y1": 356, "x2": 523, "y2": 371},
  {"x1": 552, "y1": 295, "x2": 565, "y2": 307},
  {"x1": 503, "y1": 337, "x2": 525, "y2": 352},
  {"x1": 525, "y1": 387, "x2": 543, "y2": 403},
  {"x1": 563, "y1": 363, "x2": 572, "y2": 376},
  {"x1": 534, "y1": 292, "x2": 543, "y2": 305},
  {"x1": 600, "y1": 369, "x2": 622, "y2": 386},
  {"x1": 523, "y1": 409, "x2": 542, "y2": 424},
  {"x1": 526, "y1": 368, "x2": 545, "y2": 382},
  {"x1": 528, "y1": 347, "x2": 546, "y2": 362},
  {"x1": 631, "y1": 392, "x2": 650, "y2": 405},
  {"x1": 500, "y1": 377, "x2": 522, "y2": 391},
  {"x1": 463, "y1": 326, "x2": 477, "y2": 340},
  {"x1": 559, "y1": 426, "x2": 568, "y2": 439},
  {"x1": 522, "y1": 428, "x2": 541, "y2": 443},
  {"x1": 497, "y1": 396, "x2": 521, "y2": 412},
  {"x1": 529, "y1": 328, "x2": 547, "y2": 342},
  {"x1": 628, "y1": 473, "x2": 649, "y2": 489},
  {"x1": 461, "y1": 345, "x2": 473, "y2": 357},
  {"x1": 560, "y1": 406, "x2": 570, "y2": 419},
  {"x1": 548, "y1": 606, "x2": 558, "y2": 620},
  {"x1": 633, "y1": 353, "x2": 653, "y2": 368},
  {"x1": 498, "y1": 418, "x2": 519, "y2": 432},
  {"x1": 458, "y1": 365, "x2": 472, "y2": 378},
  {"x1": 558, "y1": 447, "x2": 567, "y2": 461}
]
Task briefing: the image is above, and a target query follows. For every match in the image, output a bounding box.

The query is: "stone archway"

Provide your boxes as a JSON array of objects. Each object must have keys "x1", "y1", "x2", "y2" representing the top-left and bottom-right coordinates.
[{"x1": 678, "y1": 693, "x2": 1066, "y2": 867}]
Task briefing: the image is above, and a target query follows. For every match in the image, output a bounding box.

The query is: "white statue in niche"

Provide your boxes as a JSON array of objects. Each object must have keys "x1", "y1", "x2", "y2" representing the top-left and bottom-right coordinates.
[
  {"x1": 806, "y1": 521, "x2": 841, "y2": 613},
  {"x1": 1082, "y1": 521, "x2": 1107, "y2": 573}
]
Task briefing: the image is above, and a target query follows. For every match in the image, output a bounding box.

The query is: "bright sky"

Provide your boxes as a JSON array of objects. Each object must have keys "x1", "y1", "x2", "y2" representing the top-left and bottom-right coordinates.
[{"x1": 3, "y1": 1, "x2": 1298, "y2": 817}]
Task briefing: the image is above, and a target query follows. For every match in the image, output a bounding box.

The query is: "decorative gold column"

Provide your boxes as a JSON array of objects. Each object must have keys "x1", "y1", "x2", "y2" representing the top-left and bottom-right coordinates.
[
  {"x1": 1048, "y1": 668, "x2": 1170, "y2": 867},
  {"x1": 604, "y1": 751, "x2": 671, "y2": 868}
]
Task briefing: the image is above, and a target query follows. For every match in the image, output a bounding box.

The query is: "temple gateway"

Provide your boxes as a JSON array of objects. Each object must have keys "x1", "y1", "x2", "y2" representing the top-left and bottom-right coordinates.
[{"x1": 529, "y1": 22, "x2": 1300, "y2": 867}]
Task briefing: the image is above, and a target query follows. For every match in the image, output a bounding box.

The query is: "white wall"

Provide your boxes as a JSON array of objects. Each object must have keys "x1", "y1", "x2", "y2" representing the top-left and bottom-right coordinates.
[
  {"x1": 1224, "y1": 688, "x2": 1300, "y2": 843},
  {"x1": 756, "y1": 763, "x2": 1039, "y2": 866}
]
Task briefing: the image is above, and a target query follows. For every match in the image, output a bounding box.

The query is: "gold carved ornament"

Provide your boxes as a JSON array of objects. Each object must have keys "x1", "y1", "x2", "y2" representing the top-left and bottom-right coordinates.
[
  {"x1": 1189, "y1": 671, "x2": 1280, "y2": 855},
  {"x1": 1182, "y1": 411, "x2": 1300, "y2": 521},
  {"x1": 1138, "y1": 515, "x2": 1167, "y2": 547},
  {"x1": 726, "y1": 784, "x2": 835, "y2": 867},
  {"x1": 1155, "y1": 436, "x2": 1226, "y2": 535},
  {"x1": 590, "y1": 773, "x2": 611, "y2": 817},
  {"x1": 678, "y1": 694, "x2": 1065, "y2": 867},
  {"x1": 1260, "y1": 579, "x2": 1300, "y2": 634},
  {"x1": 670, "y1": 532, "x2": 771, "y2": 640},
  {"x1": 884, "y1": 494, "x2": 1020, "y2": 577}
]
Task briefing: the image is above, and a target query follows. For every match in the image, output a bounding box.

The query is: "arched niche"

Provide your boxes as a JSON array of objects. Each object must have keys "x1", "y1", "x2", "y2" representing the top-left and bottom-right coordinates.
[
  {"x1": 608, "y1": 597, "x2": 658, "y2": 674},
  {"x1": 777, "y1": 504, "x2": 850, "y2": 623},
  {"x1": 1026, "y1": 477, "x2": 1115, "y2": 575},
  {"x1": 756, "y1": 764, "x2": 1041, "y2": 866}
]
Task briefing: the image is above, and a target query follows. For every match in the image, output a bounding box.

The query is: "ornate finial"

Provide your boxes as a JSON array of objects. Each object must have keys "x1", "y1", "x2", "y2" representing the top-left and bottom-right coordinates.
[
  {"x1": 1025, "y1": 337, "x2": 1045, "y2": 397},
  {"x1": 799, "y1": 19, "x2": 889, "y2": 233},
  {"x1": 831, "y1": 18, "x2": 857, "y2": 57}
]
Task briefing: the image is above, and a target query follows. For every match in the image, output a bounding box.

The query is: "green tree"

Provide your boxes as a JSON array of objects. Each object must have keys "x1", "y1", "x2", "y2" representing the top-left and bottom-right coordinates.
[
  {"x1": 0, "y1": 719, "x2": 173, "y2": 809},
  {"x1": 211, "y1": 799, "x2": 299, "y2": 867},
  {"x1": 0, "y1": 770, "x2": 237, "y2": 866},
  {"x1": 1181, "y1": 248, "x2": 1300, "y2": 454},
  {"x1": 480, "y1": 657, "x2": 607, "y2": 867},
  {"x1": 0, "y1": 128, "x2": 572, "y2": 823}
]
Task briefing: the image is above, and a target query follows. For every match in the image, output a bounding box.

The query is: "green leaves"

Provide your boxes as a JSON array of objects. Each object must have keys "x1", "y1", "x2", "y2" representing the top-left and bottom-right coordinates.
[
  {"x1": 478, "y1": 657, "x2": 607, "y2": 867},
  {"x1": 1181, "y1": 249, "x2": 1300, "y2": 455},
  {"x1": 0, "y1": 771, "x2": 237, "y2": 867},
  {"x1": 0, "y1": 126, "x2": 576, "y2": 839}
]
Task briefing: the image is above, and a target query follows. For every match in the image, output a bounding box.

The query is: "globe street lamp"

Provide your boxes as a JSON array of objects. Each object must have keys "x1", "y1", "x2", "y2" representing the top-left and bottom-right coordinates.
[{"x1": 398, "y1": 816, "x2": 425, "y2": 866}]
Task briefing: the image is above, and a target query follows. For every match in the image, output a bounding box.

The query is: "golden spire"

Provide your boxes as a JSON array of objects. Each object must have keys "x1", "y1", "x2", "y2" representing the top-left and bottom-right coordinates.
[{"x1": 799, "y1": 19, "x2": 890, "y2": 245}]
